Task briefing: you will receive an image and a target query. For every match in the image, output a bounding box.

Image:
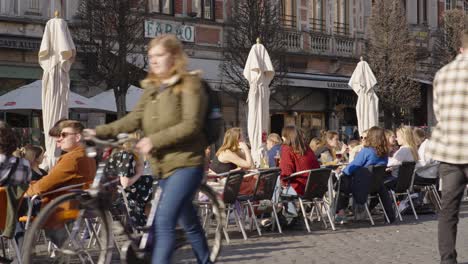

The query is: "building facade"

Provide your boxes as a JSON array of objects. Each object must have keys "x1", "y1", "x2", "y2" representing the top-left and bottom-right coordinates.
[{"x1": 2, "y1": 0, "x2": 461, "y2": 143}]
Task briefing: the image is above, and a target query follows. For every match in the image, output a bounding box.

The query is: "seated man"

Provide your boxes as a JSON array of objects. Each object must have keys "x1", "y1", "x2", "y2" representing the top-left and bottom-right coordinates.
[
  {"x1": 25, "y1": 120, "x2": 96, "y2": 244},
  {"x1": 26, "y1": 120, "x2": 95, "y2": 196}
]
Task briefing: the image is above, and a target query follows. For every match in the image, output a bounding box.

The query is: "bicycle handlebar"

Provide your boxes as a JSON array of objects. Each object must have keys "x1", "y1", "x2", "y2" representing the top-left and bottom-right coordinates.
[
  {"x1": 84, "y1": 133, "x2": 136, "y2": 147},
  {"x1": 84, "y1": 133, "x2": 138, "y2": 158}
]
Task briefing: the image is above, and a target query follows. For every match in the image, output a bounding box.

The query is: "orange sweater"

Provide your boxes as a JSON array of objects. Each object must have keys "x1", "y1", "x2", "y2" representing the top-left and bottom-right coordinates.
[{"x1": 26, "y1": 146, "x2": 96, "y2": 196}]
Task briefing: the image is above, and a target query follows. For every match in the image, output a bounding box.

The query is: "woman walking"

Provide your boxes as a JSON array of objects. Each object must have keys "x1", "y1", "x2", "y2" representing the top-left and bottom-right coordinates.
[{"x1": 85, "y1": 34, "x2": 211, "y2": 264}]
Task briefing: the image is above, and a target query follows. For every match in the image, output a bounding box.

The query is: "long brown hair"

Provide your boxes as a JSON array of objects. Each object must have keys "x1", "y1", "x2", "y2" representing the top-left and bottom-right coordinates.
[
  {"x1": 0, "y1": 121, "x2": 19, "y2": 156},
  {"x1": 282, "y1": 126, "x2": 308, "y2": 155},
  {"x1": 364, "y1": 126, "x2": 389, "y2": 157},
  {"x1": 216, "y1": 127, "x2": 241, "y2": 156},
  {"x1": 316, "y1": 130, "x2": 338, "y2": 158},
  {"x1": 142, "y1": 34, "x2": 188, "y2": 86}
]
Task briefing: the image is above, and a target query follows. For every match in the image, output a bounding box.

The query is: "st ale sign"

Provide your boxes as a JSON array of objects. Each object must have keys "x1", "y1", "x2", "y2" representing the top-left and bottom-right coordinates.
[{"x1": 145, "y1": 20, "x2": 194, "y2": 43}]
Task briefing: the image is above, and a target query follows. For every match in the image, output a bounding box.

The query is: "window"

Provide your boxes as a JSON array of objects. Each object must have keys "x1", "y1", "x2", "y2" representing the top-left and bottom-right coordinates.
[
  {"x1": 281, "y1": 0, "x2": 297, "y2": 29},
  {"x1": 0, "y1": 0, "x2": 18, "y2": 15},
  {"x1": 149, "y1": 0, "x2": 173, "y2": 15},
  {"x1": 29, "y1": 0, "x2": 40, "y2": 10},
  {"x1": 334, "y1": 0, "x2": 349, "y2": 35},
  {"x1": 417, "y1": 0, "x2": 427, "y2": 24},
  {"x1": 190, "y1": 0, "x2": 214, "y2": 20},
  {"x1": 445, "y1": 0, "x2": 457, "y2": 10},
  {"x1": 310, "y1": 0, "x2": 326, "y2": 32}
]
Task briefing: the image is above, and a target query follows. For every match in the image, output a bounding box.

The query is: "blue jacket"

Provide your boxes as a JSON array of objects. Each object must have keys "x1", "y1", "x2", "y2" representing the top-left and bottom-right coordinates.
[
  {"x1": 343, "y1": 147, "x2": 388, "y2": 176},
  {"x1": 268, "y1": 144, "x2": 281, "y2": 167}
]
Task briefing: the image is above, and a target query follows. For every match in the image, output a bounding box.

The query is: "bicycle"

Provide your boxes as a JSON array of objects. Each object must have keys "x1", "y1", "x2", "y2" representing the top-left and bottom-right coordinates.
[{"x1": 22, "y1": 134, "x2": 226, "y2": 264}]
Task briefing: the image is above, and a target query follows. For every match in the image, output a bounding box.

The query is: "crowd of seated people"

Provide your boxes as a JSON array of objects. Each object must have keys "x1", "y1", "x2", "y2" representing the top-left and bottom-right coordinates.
[
  {"x1": 0, "y1": 118, "x2": 160, "y2": 253},
  {"x1": 1, "y1": 117, "x2": 441, "y2": 254},
  {"x1": 0, "y1": 121, "x2": 32, "y2": 241}
]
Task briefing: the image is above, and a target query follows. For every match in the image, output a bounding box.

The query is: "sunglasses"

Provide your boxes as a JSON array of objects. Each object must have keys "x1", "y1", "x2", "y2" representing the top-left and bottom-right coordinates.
[{"x1": 59, "y1": 132, "x2": 78, "y2": 138}]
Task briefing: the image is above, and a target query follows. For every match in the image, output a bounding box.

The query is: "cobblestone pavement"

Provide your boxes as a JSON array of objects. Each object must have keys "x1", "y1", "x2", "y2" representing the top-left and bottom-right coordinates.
[{"x1": 173, "y1": 203, "x2": 468, "y2": 264}]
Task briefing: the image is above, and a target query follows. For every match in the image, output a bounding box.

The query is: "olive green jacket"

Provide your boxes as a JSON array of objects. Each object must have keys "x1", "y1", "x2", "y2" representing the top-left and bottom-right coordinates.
[{"x1": 95, "y1": 74, "x2": 208, "y2": 179}]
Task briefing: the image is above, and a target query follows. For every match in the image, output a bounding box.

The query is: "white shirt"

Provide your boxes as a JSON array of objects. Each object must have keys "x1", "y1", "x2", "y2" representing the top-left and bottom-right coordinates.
[
  {"x1": 388, "y1": 146, "x2": 416, "y2": 178},
  {"x1": 415, "y1": 139, "x2": 439, "y2": 179},
  {"x1": 417, "y1": 139, "x2": 431, "y2": 167}
]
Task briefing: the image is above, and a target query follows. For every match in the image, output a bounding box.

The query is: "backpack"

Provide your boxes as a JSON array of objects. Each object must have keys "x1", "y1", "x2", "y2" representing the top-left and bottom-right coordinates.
[{"x1": 201, "y1": 79, "x2": 224, "y2": 145}]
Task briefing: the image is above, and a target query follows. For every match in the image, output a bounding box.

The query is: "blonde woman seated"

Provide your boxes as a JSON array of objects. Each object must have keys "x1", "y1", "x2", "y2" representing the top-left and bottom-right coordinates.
[
  {"x1": 209, "y1": 127, "x2": 254, "y2": 195},
  {"x1": 209, "y1": 127, "x2": 253, "y2": 174},
  {"x1": 386, "y1": 126, "x2": 419, "y2": 185}
]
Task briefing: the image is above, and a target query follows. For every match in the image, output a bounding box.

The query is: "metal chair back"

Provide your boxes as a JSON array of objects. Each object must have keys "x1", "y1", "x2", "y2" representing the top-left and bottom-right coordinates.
[
  {"x1": 394, "y1": 161, "x2": 416, "y2": 193},
  {"x1": 222, "y1": 171, "x2": 245, "y2": 204},
  {"x1": 302, "y1": 168, "x2": 332, "y2": 200},
  {"x1": 252, "y1": 168, "x2": 280, "y2": 201},
  {"x1": 368, "y1": 165, "x2": 387, "y2": 193}
]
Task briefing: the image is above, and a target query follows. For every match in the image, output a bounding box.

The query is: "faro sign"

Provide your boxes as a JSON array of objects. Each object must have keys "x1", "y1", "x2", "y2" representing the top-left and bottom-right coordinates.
[{"x1": 145, "y1": 20, "x2": 195, "y2": 42}]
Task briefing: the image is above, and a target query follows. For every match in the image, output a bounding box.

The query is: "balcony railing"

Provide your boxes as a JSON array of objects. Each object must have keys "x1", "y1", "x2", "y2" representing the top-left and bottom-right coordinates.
[
  {"x1": 309, "y1": 18, "x2": 326, "y2": 33},
  {"x1": 310, "y1": 33, "x2": 331, "y2": 53},
  {"x1": 309, "y1": 33, "x2": 358, "y2": 58},
  {"x1": 283, "y1": 30, "x2": 303, "y2": 51},
  {"x1": 335, "y1": 36, "x2": 354, "y2": 56}
]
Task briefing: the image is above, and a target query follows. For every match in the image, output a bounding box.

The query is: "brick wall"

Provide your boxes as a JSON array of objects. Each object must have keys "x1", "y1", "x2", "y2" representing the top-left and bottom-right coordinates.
[
  {"x1": 437, "y1": 1, "x2": 445, "y2": 25},
  {"x1": 187, "y1": 0, "x2": 193, "y2": 14},
  {"x1": 195, "y1": 26, "x2": 220, "y2": 45},
  {"x1": 175, "y1": 0, "x2": 183, "y2": 14},
  {"x1": 307, "y1": 58, "x2": 332, "y2": 73},
  {"x1": 215, "y1": 0, "x2": 224, "y2": 20}
]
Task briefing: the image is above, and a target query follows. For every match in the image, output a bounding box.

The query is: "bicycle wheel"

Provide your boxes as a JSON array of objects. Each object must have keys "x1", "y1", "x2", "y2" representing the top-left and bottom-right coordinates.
[
  {"x1": 199, "y1": 184, "x2": 225, "y2": 262},
  {"x1": 22, "y1": 192, "x2": 113, "y2": 264},
  {"x1": 174, "y1": 184, "x2": 225, "y2": 263}
]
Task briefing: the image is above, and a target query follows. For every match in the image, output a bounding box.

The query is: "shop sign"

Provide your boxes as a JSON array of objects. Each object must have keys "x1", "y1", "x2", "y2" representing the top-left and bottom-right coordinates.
[
  {"x1": 0, "y1": 37, "x2": 41, "y2": 50},
  {"x1": 144, "y1": 20, "x2": 195, "y2": 42},
  {"x1": 326, "y1": 82, "x2": 349, "y2": 89}
]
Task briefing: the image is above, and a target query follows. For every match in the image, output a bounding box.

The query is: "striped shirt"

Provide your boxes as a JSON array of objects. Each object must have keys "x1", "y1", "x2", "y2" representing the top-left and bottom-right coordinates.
[{"x1": 426, "y1": 53, "x2": 468, "y2": 164}]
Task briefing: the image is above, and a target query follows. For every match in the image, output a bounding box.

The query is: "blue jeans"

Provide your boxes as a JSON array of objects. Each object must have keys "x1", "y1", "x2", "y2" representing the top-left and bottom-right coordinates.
[{"x1": 152, "y1": 166, "x2": 211, "y2": 264}]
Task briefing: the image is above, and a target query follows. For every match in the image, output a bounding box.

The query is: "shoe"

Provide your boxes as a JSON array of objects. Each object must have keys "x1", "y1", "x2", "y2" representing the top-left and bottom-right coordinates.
[
  {"x1": 335, "y1": 215, "x2": 348, "y2": 224},
  {"x1": 260, "y1": 219, "x2": 272, "y2": 228},
  {"x1": 0, "y1": 256, "x2": 12, "y2": 264}
]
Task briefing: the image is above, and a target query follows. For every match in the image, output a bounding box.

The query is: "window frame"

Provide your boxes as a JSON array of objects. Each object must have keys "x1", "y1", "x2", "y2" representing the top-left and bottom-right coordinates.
[
  {"x1": 190, "y1": 0, "x2": 215, "y2": 20},
  {"x1": 28, "y1": 0, "x2": 39, "y2": 10},
  {"x1": 310, "y1": 0, "x2": 326, "y2": 33},
  {"x1": 281, "y1": 0, "x2": 298, "y2": 29},
  {"x1": 445, "y1": 0, "x2": 457, "y2": 10},
  {"x1": 334, "y1": 0, "x2": 349, "y2": 35},
  {"x1": 417, "y1": 0, "x2": 428, "y2": 25},
  {"x1": 149, "y1": 0, "x2": 174, "y2": 15}
]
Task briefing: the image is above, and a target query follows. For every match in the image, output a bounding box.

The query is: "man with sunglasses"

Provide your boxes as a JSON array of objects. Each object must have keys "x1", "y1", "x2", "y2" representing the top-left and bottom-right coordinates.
[{"x1": 25, "y1": 120, "x2": 96, "y2": 199}]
